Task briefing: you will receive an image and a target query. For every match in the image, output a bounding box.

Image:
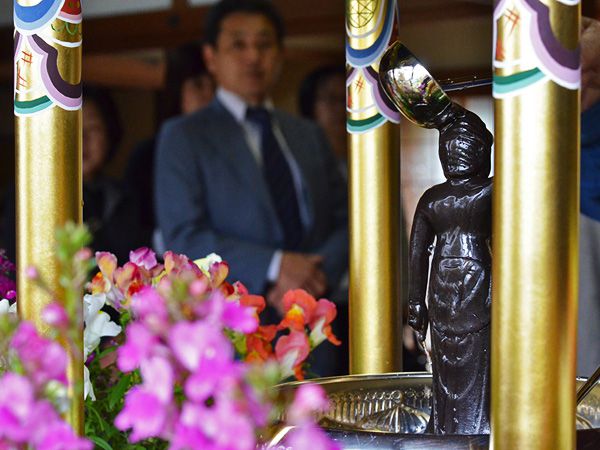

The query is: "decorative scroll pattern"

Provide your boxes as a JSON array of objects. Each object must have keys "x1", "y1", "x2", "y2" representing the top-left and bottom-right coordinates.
[
  {"x1": 346, "y1": 0, "x2": 400, "y2": 134},
  {"x1": 493, "y1": 0, "x2": 580, "y2": 98},
  {"x1": 14, "y1": 0, "x2": 82, "y2": 116}
]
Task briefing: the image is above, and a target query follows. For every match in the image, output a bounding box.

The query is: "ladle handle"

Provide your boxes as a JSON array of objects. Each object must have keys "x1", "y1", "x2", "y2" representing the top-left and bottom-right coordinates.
[
  {"x1": 576, "y1": 364, "x2": 600, "y2": 406},
  {"x1": 440, "y1": 77, "x2": 492, "y2": 92}
]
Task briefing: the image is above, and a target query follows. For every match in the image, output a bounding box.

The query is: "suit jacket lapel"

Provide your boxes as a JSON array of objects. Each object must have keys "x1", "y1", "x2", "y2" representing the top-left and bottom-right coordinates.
[{"x1": 206, "y1": 101, "x2": 278, "y2": 223}]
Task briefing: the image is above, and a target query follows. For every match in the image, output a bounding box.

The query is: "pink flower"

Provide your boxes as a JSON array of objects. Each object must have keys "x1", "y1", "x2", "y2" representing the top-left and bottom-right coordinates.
[
  {"x1": 179, "y1": 400, "x2": 256, "y2": 450},
  {"x1": 288, "y1": 384, "x2": 330, "y2": 424},
  {"x1": 34, "y1": 420, "x2": 92, "y2": 450},
  {"x1": 131, "y1": 286, "x2": 169, "y2": 330},
  {"x1": 184, "y1": 361, "x2": 241, "y2": 403},
  {"x1": 129, "y1": 247, "x2": 158, "y2": 271},
  {"x1": 95, "y1": 252, "x2": 117, "y2": 280},
  {"x1": 25, "y1": 265, "x2": 38, "y2": 280},
  {"x1": 140, "y1": 357, "x2": 173, "y2": 404},
  {"x1": 115, "y1": 387, "x2": 168, "y2": 442},
  {"x1": 169, "y1": 322, "x2": 233, "y2": 372},
  {"x1": 200, "y1": 291, "x2": 258, "y2": 334},
  {"x1": 117, "y1": 323, "x2": 159, "y2": 372},
  {"x1": 164, "y1": 251, "x2": 202, "y2": 277},
  {"x1": 275, "y1": 331, "x2": 310, "y2": 380},
  {"x1": 204, "y1": 399, "x2": 256, "y2": 450},
  {"x1": 42, "y1": 302, "x2": 69, "y2": 329},
  {"x1": 0, "y1": 373, "x2": 35, "y2": 443},
  {"x1": 10, "y1": 322, "x2": 67, "y2": 385},
  {"x1": 286, "y1": 422, "x2": 340, "y2": 450},
  {"x1": 208, "y1": 261, "x2": 229, "y2": 288},
  {"x1": 114, "y1": 262, "x2": 144, "y2": 298},
  {"x1": 170, "y1": 419, "x2": 211, "y2": 450},
  {"x1": 284, "y1": 384, "x2": 339, "y2": 450},
  {"x1": 75, "y1": 247, "x2": 93, "y2": 262}
]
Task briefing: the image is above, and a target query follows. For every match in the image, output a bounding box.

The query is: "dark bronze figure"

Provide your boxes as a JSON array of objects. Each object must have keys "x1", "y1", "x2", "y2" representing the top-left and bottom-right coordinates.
[{"x1": 408, "y1": 103, "x2": 493, "y2": 434}]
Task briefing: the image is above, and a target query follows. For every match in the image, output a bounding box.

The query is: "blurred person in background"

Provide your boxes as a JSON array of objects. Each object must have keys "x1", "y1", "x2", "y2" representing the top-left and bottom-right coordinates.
[
  {"x1": 125, "y1": 43, "x2": 215, "y2": 251},
  {"x1": 299, "y1": 65, "x2": 347, "y2": 178},
  {"x1": 155, "y1": 0, "x2": 348, "y2": 375},
  {"x1": 2, "y1": 87, "x2": 143, "y2": 262}
]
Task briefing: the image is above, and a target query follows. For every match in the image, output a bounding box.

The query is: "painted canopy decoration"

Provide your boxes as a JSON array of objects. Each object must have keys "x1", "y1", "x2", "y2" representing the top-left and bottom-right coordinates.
[
  {"x1": 493, "y1": 0, "x2": 580, "y2": 98},
  {"x1": 346, "y1": 0, "x2": 401, "y2": 134},
  {"x1": 14, "y1": 0, "x2": 82, "y2": 116}
]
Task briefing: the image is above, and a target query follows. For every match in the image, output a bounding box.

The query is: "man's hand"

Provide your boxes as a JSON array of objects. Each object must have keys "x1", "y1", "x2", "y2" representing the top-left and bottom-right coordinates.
[
  {"x1": 582, "y1": 17, "x2": 600, "y2": 111},
  {"x1": 266, "y1": 252, "x2": 328, "y2": 313}
]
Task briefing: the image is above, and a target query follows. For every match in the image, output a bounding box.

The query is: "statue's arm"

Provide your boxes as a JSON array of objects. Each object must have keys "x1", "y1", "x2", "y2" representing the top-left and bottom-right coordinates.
[{"x1": 407, "y1": 204, "x2": 435, "y2": 342}]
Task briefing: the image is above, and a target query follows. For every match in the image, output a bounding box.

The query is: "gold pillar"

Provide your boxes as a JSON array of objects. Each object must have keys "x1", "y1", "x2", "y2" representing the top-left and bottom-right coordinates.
[
  {"x1": 491, "y1": 1, "x2": 580, "y2": 448},
  {"x1": 14, "y1": 0, "x2": 83, "y2": 433},
  {"x1": 346, "y1": 0, "x2": 402, "y2": 374}
]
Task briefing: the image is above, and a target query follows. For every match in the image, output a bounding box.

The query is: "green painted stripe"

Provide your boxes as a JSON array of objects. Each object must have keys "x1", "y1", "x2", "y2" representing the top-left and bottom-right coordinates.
[
  {"x1": 493, "y1": 68, "x2": 546, "y2": 95},
  {"x1": 14, "y1": 96, "x2": 53, "y2": 115},
  {"x1": 347, "y1": 116, "x2": 386, "y2": 133},
  {"x1": 347, "y1": 113, "x2": 386, "y2": 133},
  {"x1": 493, "y1": 67, "x2": 542, "y2": 85}
]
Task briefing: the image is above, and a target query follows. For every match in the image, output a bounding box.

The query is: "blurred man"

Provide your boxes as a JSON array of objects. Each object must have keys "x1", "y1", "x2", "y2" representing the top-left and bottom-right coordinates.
[{"x1": 154, "y1": 0, "x2": 348, "y2": 323}]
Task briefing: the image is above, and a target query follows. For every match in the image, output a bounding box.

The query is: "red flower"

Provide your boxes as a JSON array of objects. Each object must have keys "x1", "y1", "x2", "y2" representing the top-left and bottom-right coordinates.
[
  {"x1": 278, "y1": 290, "x2": 317, "y2": 332},
  {"x1": 245, "y1": 325, "x2": 277, "y2": 363}
]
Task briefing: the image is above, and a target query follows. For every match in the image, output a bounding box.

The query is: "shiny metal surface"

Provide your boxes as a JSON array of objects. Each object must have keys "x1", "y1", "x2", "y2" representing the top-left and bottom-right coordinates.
[
  {"x1": 578, "y1": 365, "x2": 600, "y2": 406},
  {"x1": 378, "y1": 42, "x2": 452, "y2": 129},
  {"x1": 491, "y1": 2, "x2": 580, "y2": 448},
  {"x1": 346, "y1": 0, "x2": 402, "y2": 375},
  {"x1": 15, "y1": 0, "x2": 83, "y2": 434},
  {"x1": 273, "y1": 373, "x2": 600, "y2": 449}
]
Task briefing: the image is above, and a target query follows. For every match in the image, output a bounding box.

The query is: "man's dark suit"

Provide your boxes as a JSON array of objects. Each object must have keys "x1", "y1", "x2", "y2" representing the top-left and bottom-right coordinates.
[{"x1": 154, "y1": 98, "x2": 348, "y2": 296}]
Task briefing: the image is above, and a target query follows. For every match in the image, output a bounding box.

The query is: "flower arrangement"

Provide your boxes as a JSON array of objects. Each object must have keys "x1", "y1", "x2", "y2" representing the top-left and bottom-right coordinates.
[
  {"x1": 0, "y1": 249, "x2": 16, "y2": 301},
  {"x1": 0, "y1": 224, "x2": 341, "y2": 450}
]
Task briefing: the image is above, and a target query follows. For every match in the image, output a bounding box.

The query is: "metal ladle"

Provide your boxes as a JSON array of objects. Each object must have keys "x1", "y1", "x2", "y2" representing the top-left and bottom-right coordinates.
[
  {"x1": 378, "y1": 41, "x2": 491, "y2": 128},
  {"x1": 577, "y1": 364, "x2": 600, "y2": 406}
]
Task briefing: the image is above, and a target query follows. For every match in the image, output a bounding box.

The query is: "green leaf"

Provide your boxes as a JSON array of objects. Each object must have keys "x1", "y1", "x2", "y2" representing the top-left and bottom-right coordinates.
[
  {"x1": 86, "y1": 401, "x2": 109, "y2": 433},
  {"x1": 95, "y1": 345, "x2": 117, "y2": 359},
  {"x1": 89, "y1": 435, "x2": 113, "y2": 450},
  {"x1": 108, "y1": 373, "x2": 133, "y2": 410}
]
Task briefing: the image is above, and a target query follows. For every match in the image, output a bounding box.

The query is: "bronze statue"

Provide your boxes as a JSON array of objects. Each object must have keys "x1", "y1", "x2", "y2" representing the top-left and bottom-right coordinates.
[
  {"x1": 408, "y1": 103, "x2": 493, "y2": 434},
  {"x1": 378, "y1": 42, "x2": 494, "y2": 435}
]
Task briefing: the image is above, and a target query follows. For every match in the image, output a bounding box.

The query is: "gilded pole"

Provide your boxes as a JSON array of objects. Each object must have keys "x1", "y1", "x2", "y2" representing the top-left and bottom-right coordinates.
[
  {"x1": 14, "y1": 0, "x2": 83, "y2": 433},
  {"x1": 491, "y1": 1, "x2": 580, "y2": 448},
  {"x1": 346, "y1": 0, "x2": 402, "y2": 374}
]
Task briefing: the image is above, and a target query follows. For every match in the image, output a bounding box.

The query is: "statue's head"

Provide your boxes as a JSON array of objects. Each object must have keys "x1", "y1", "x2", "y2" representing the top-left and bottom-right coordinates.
[{"x1": 438, "y1": 104, "x2": 493, "y2": 179}]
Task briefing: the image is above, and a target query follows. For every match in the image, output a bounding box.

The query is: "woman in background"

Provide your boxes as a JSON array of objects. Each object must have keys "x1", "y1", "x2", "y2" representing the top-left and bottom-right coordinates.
[
  {"x1": 81, "y1": 87, "x2": 144, "y2": 261},
  {"x1": 2, "y1": 87, "x2": 143, "y2": 262},
  {"x1": 298, "y1": 65, "x2": 347, "y2": 178}
]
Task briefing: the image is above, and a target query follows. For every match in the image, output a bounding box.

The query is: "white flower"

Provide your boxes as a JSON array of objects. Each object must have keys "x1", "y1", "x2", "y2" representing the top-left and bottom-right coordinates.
[
  {"x1": 83, "y1": 293, "x2": 121, "y2": 401},
  {"x1": 83, "y1": 293, "x2": 122, "y2": 359},
  {"x1": 0, "y1": 299, "x2": 16, "y2": 315},
  {"x1": 194, "y1": 253, "x2": 222, "y2": 275},
  {"x1": 84, "y1": 365, "x2": 95, "y2": 401}
]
